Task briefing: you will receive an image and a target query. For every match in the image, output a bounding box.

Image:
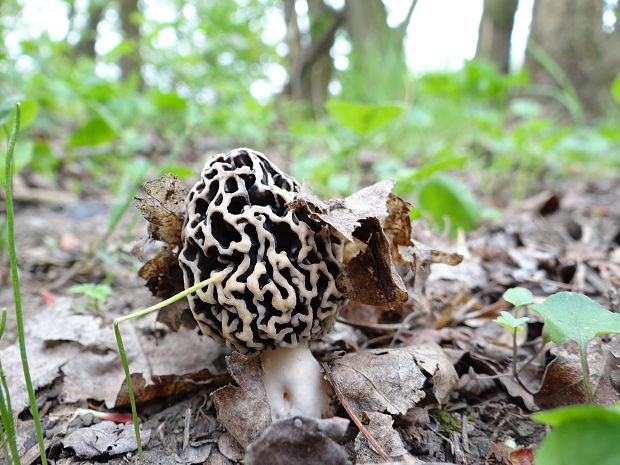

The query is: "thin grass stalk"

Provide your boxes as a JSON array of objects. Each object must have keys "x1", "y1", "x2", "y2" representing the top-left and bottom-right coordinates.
[
  {"x1": 4, "y1": 103, "x2": 47, "y2": 465},
  {"x1": 114, "y1": 271, "x2": 227, "y2": 458},
  {"x1": 0, "y1": 310, "x2": 16, "y2": 465},
  {"x1": 0, "y1": 360, "x2": 20, "y2": 465},
  {"x1": 1, "y1": 428, "x2": 15, "y2": 465}
]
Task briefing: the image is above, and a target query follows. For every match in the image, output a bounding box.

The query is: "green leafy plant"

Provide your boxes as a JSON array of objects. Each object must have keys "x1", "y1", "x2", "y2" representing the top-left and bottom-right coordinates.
[
  {"x1": 3, "y1": 103, "x2": 47, "y2": 464},
  {"x1": 414, "y1": 174, "x2": 482, "y2": 238},
  {"x1": 530, "y1": 292, "x2": 620, "y2": 404},
  {"x1": 69, "y1": 283, "x2": 114, "y2": 311},
  {"x1": 534, "y1": 403, "x2": 620, "y2": 465},
  {"x1": 494, "y1": 287, "x2": 533, "y2": 393}
]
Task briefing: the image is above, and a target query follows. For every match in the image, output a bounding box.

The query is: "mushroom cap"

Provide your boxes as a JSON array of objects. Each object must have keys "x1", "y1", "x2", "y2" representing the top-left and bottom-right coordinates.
[{"x1": 179, "y1": 148, "x2": 344, "y2": 354}]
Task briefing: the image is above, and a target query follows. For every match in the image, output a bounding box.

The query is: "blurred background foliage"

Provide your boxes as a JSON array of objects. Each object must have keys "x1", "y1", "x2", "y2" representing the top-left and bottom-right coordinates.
[{"x1": 1, "y1": 0, "x2": 620, "y2": 237}]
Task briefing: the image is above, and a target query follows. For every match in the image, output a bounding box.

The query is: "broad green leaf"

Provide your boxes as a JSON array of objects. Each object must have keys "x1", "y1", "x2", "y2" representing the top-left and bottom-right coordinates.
[
  {"x1": 493, "y1": 311, "x2": 530, "y2": 334},
  {"x1": 325, "y1": 101, "x2": 402, "y2": 136},
  {"x1": 612, "y1": 72, "x2": 620, "y2": 105},
  {"x1": 69, "y1": 117, "x2": 116, "y2": 146},
  {"x1": 503, "y1": 287, "x2": 534, "y2": 307},
  {"x1": 529, "y1": 292, "x2": 620, "y2": 351},
  {"x1": 417, "y1": 175, "x2": 481, "y2": 237},
  {"x1": 534, "y1": 404, "x2": 620, "y2": 465}
]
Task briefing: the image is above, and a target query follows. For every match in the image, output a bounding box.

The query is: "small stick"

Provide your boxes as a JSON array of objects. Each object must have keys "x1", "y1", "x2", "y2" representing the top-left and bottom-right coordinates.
[
  {"x1": 114, "y1": 271, "x2": 228, "y2": 458},
  {"x1": 322, "y1": 363, "x2": 391, "y2": 463}
]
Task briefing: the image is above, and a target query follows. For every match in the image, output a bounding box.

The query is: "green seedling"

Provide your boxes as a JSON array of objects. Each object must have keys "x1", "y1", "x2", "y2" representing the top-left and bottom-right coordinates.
[
  {"x1": 494, "y1": 287, "x2": 533, "y2": 394},
  {"x1": 533, "y1": 403, "x2": 620, "y2": 465},
  {"x1": 69, "y1": 283, "x2": 113, "y2": 311},
  {"x1": 530, "y1": 292, "x2": 620, "y2": 404},
  {"x1": 4, "y1": 103, "x2": 47, "y2": 465},
  {"x1": 113, "y1": 270, "x2": 227, "y2": 458}
]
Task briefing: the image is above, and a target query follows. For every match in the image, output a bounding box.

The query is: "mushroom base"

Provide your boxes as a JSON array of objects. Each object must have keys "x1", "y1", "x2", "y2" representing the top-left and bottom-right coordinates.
[{"x1": 260, "y1": 342, "x2": 331, "y2": 421}]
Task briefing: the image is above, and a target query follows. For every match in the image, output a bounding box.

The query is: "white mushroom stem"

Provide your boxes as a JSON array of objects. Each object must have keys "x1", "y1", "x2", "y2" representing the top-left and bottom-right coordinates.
[{"x1": 260, "y1": 341, "x2": 331, "y2": 421}]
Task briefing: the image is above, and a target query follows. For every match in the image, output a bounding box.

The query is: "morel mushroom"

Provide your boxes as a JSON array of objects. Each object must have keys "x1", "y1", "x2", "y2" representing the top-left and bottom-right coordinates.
[{"x1": 179, "y1": 148, "x2": 344, "y2": 419}]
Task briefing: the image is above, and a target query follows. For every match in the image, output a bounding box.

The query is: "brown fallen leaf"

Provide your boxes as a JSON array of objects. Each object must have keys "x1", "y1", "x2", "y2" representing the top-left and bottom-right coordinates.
[
  {"x1": 337, "y1": 217, "x2": 408, "y2": 306},
  {"x1": 115, "y1": 369, "x2": 230, "y2": 408},
  {"x1": 62, "y1": 420, "x2": 151, "y2": 458},
  {"x1": 244, "y1": 416, "x2": 351, "y2": 465},
  {"x1": 134, "y1": 173, "x2": 188, "y2": 246},
  {"x1": 534, "y1": 336, "x2": 617, "y2": 409},
  {"x1": 329, "y1": 346, "x2": 427, "y2": 418},
  {"x1": 409, "y1": 342, "x2": 459, "y2": 406},
  {"x1": 212, "y1": 352, "x2": 272, "y2": 448},
  {"x1": 354, "y1": 411, "x2": 409, "y2": 463}
]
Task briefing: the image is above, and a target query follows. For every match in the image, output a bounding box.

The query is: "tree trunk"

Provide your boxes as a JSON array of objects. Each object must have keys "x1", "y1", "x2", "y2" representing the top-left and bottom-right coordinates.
[
  {"x1": 476, "y1": 0, "x2": 518, "y2": 73},
  {"x1": 526, "y1": 0, "x2": 620, "y2": 116},
  {"x1": 118, "y1": 0, "x2": 143, "y2": 85},
  {"x1": 282, "y1": 0, "x2": 342, "y2": 115},
  {"x1": 342, "y1": 0, "x2": 409, "y2": 102},
  {"x1": 76, "y1": 0, "x2": 105, "y2": 58}
]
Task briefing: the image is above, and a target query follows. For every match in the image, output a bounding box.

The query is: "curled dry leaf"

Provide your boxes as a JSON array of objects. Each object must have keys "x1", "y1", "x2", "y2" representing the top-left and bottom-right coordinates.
[
  {"x1": 244, "y1": 416, "x2": 351, "y2": 465},
  {"x1": 289, "y1": 181, "x2": 417, "y2": 306},
  {"x1": 410, "y1": 342, "x2": 459, "y2": 405},
  {"x1": 62, "y1": 420, "x2": 151, "y2": 459},
  {"x1": 134, "y1": 173, "x2": 188, "y2": 246},
  {"x1": 134, "y1": 174, "x2": 191, "y2": 327}
]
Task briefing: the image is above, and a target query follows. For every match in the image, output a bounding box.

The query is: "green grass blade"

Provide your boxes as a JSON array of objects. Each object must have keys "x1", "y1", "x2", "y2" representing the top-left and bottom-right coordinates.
[
  {"x1": 114, "y1": 270, "x2": 227, "y2": 458},
  {"x1": 0, "y1": 360, "x2": 20, "y2": 465},
  {"x1": 4, "y1": 103, "x2": 47, "y2": 465}
]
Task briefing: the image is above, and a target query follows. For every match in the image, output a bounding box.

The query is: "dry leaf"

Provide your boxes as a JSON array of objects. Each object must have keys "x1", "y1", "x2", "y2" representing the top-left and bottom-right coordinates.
[
  {"x1": 134, "y1": 173, "x2": 188, "y2": 246},
  {"x1": 212, "y1": 352, "x2": 272, "y2": 448},
  {"x1": 337, "y1": 218, "x2": 408, "y2": 306},
  {"x1": 354, "y1": 411, "x2": 408, "y2": 463},
  {"x1": 329, "y1": 347, "x2": 427, "y2": 417},
  {"x1": 534, "y1": 336, "x2": 615, "y2": 409},
  {"x1": 245, "y1": 416, "x2": 351, "y2": 465},
  {"x1": 62, "y1": 420, "x2": 151, "y2": 458},
  {"x1": 409, "y1": 342, "x2": 459, "y2": 405}
]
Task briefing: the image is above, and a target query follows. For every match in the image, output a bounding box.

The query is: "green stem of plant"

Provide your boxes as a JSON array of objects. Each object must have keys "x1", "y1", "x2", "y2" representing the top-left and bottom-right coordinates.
[
  {"x1": 4, "y1": 103, "x2": 48, "y2": 465},
  {"x1": 510, "y1": 329, "x2": 534, "y2": 396},
  {"x1": 578, "y1": 345, "x2": 594, "y2": 404},
  {"x1": 0, "y1": 359, "x2": 20, "y2": 465},
  {"x1": 0, "y1": 308, "x2": 6, "y2": 340},
  {"x1": 114, "y1": 271, "x2": 227, "y2": 458}
]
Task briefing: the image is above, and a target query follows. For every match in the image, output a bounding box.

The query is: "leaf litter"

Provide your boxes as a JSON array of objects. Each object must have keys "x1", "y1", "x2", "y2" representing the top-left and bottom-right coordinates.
[{"x1": 1, "y1": 174, "x2": 619, "y2": 464}]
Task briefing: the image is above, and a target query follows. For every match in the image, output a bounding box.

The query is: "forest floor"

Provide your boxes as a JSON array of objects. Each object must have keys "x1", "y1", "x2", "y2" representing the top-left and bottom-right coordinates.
[{"x1": 1, "y1": 166, "x2": 619, "y2": 465}]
